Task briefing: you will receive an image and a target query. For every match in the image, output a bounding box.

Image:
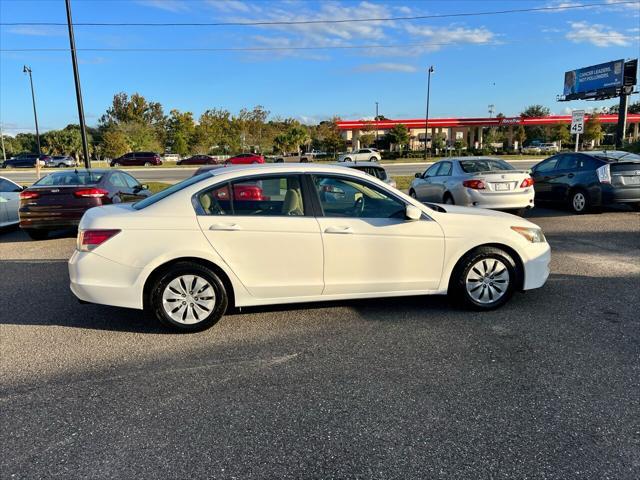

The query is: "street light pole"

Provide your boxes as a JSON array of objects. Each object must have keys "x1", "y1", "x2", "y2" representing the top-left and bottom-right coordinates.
[
  {"x1": 65, "y1": 0, "x2": 91, "y2": 169},
  {"x1": 424, "y1": 65, "x2": 434, "y2": 160},
  {"x1": 23, "y1": 65, "x2": 41, "y2": 178}
]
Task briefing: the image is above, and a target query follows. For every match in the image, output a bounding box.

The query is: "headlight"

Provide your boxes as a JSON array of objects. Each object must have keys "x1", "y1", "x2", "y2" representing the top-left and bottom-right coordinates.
[{"x1": 511, "y1": 226, "x2": 546, "y2": 243}]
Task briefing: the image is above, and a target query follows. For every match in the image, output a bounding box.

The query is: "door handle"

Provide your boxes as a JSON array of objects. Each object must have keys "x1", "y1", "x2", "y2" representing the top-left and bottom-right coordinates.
[
  {"x1": 324, "y1": 226, "x2": 353, "y2": 234},
  {"x1": 567, "y1": 173, "x2": 575, "y2": 178},
  {"x1": 209, "y1": 223, "x2": 241, "y2": 231}
]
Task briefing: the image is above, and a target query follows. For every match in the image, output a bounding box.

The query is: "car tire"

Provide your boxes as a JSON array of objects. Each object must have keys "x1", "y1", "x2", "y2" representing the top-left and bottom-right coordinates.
[
  {"x1": 369, "y1": 156, "x2": 378, "y2": 162},
  {"x1": 443, "y1": 193, "x2": 455, "y2": 205},
  {"x1": 449, "y1": 246, "x2": 518, "y2": 310},
  {"x1": 144, "y1": 162, "x2": 152, "y2": 167},
  {"x1": 568, "y1": 189, "x2": 589, "y2": 214},
  {"x1": 344, "y1": 157, "x2": 352, "y2": 162},
  {"x1": 57, "y1": 163, "x2": 66, "y2": 168},
  {"x1": 112, "y1": 162, "x2": 121, "y2": 167},
  {"x1": 409, "y1": 189, "x2": 417, "y2": 199},
  {"x1": 149, "y1": 261, "x2": 228, "y2": 332},
  {"x1": 24, "y1": 229, "x2": 49, "y2": 241}
]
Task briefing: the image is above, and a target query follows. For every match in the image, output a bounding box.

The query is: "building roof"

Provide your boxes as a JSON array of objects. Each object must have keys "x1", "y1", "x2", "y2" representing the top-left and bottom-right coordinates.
[{"x1": 337, "y1": 114, "x2": 640, "y2": 130}]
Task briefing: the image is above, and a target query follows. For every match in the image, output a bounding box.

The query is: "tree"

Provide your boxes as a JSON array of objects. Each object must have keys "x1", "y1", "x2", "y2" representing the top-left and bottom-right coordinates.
[
  {"x1": 431, "y1": 132, "x2": 446, "y2": 152},
  {"x1": 117, "y1": 122, "x2": 162, "y2": 152},
  {"x1": 42, "y1": 125, "x2": 93, "y2": 161},
  {"x1": 286, "y1": 125, "x2": 310, "y2": 155},
  {"x1": 583, "y1": 112, "x2": 604, "y2": 145},
  {"x1": 314, "y1": 118, "x2": 344, "y2": 154},
  {"x1": 100, "y1": 92, "x2": 165, "y2": 127},
  {"x1": 165, "y1": 109, "x2": 195, "y2": 156},
  {"x1": 520, "y1": 104, "x2": 550, "y2": 143},
  {"x1": 101, "y1": 129, "x2": 130, "y2": 159},
  {"x1": 387, "y1": 124, "x2": 409, "y2": 152},
  {"x1": 193, "y1": 109, "x2": 240, "y2": 154},
  {"x1": 358, "y1": 122, "x2": 376, "y2": 147},
  {"x1": 237, "y1": 105, "x2": 270, "y2": 152},
  {"x1": 550, "y1": 123, "x2": 570, "y2": 150}
]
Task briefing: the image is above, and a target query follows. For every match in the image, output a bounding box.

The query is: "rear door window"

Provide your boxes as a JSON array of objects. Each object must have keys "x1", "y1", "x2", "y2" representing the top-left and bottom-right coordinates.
[
  {"x1": 557, "y1": 155, "x2": 578, "y2": 171},
  {"x1": 436, "y1": 162, "x2": 452, "y2": 176}
]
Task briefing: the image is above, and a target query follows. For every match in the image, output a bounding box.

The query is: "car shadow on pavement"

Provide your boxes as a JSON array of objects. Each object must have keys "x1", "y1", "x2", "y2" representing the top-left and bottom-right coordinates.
[
  {"x1": 0, "y1": 227, "x2": 76, "y2": 243},
  {"x1": 523, "y1": 204, "x2": 636, "y2": 219}
]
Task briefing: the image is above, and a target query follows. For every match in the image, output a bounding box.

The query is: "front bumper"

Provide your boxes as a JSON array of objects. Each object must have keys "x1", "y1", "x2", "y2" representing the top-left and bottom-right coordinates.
[
  {"x1": 69, "y1": 250, "x2": 144, "y2": 309},
  {"x1": 521, "y1": 242, "x2": 551, "y2": 291}
]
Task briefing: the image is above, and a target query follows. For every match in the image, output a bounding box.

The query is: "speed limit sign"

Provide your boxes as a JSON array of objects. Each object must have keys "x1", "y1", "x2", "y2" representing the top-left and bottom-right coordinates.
[{"x1": 571, "y1": 110, "x2": 585, "y2": 134}]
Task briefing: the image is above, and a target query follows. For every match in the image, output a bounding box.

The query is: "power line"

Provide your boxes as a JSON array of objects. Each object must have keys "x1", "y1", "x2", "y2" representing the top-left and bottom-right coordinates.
[{"x1": 1, "y1": 1, "x2": 638, "y2": 27}]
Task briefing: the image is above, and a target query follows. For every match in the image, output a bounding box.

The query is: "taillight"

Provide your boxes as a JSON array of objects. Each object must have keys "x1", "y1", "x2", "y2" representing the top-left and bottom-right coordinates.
[
  {"x1": 520, "y1": 177, "x2": 535, "y2": 188},
  {"x1": 463, "y1": 179, "x2": 486, "y2": 190},
  {"x1": 77, "y1": 229, "x2": 120, "y2": 251},
  {"x1": 74, "y1": 188, "x2": 108, "y2": 198},
  {"x1": 596, "y1": 164, "x2": 611, "y2": 184},
  {"x1": 236, "y1": 187, "x2": 262, "y2": 199},
  {"x1": 20, "y1": 191, "x2": 40, "y2": 200}
]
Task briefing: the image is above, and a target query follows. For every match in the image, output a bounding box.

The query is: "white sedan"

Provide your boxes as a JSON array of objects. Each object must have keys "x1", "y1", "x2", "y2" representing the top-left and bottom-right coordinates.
[
  {"x1": 409, "y1": 157, "x2": 535, "y2": 213},
  {"x1": 69, "y1": 164, "x2": 550, "y2": 332},
  {"x1": 0, "y1": 176, "x2": 22, "y2": 228}
]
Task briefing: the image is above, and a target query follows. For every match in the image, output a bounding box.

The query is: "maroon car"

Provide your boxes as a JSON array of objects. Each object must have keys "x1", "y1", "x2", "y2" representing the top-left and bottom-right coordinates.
[
  {"x1": 110, "y1": 151, "x2": 162, "y2": 167},
  {"x1": 177, "y1": 155, "x2": 219, "y2": 166},
  {"x1": 225, "y1": 153, "x2": 265, "y2": 165},
  {"x1": 19, "y1": 169, "x2": 151, "y2": 240}
]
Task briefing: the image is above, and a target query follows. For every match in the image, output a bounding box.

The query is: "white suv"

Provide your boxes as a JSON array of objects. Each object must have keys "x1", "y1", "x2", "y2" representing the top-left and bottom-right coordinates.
[{"x1": 337, "y1": 148, "x2": 381, "y2": 163}]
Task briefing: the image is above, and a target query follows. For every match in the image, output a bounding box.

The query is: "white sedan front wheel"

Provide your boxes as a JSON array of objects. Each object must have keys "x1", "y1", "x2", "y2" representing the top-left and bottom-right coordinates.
[{"x1": 450, "y1": 247, "x2": 518, "y2": 310}]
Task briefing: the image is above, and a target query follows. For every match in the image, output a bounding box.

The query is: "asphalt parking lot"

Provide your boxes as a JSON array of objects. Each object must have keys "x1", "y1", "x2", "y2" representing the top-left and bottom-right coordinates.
[{"x1": 1, "y1": 207, "x2": 639, "y2": 479}]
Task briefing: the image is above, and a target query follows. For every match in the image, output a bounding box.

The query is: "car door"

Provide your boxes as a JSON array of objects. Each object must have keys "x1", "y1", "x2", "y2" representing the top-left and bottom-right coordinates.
[
  {"x1": 312, "y1": 174, "x2": 445, "y2": 295},
  {"x1": 531, "y1": 156, "x2": 560, "y2": 201},
  {"x1": 0, "y1": 178, "x2": 21, "y2": 225},
  {"x1": 413, "y1": 163, "x2": 440, "y2": 201},
  {"x1": 122, "y1": 172, "x2": 150, "y2": 200},
  {"x1": 419, "y1": 162, "x2": 448, "y2": 201},
  {"x1": 196, "y1": 174, "x2": 324, "y2": 299},
  {"x1": 549, "y1": 154, "x2": 579, "y2": 202},
  {"x1": 430, "y1": 161, "x2": 452, "y2": 202}
]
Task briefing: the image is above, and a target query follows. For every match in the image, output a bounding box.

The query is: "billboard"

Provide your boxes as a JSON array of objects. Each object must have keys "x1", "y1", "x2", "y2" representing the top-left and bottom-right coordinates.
[{"x1": 563, "y1": 59, "x2": 624, "y2": 97}]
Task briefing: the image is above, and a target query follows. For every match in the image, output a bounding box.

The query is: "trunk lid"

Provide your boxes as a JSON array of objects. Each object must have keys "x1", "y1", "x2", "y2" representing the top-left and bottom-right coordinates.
[
  {"x1": 470, "y1": 170, "x2": 531, "y2": 192},
  {"x1": 610, "y1": 161, "x2": 640, "y2": 188}
]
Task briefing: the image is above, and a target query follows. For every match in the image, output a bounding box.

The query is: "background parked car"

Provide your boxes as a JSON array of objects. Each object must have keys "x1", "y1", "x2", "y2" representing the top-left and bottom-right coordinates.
[
  {"x1": 110, "y1": 152, "x2": 162, "y2": 167},
  {"x1": 531, "y1": 151, "x2": 640, "y2": 213},
  {"x1": 192, "y1": 165, "x2": 226, "y2": 176},
  {"x1": 337, "y1": 148, "x2": 381, "y2": 163},
  {"x1": 2, "y1": 153, "x2": 50, "y2": 168},
  {"x1": 333, "y1": 161, "x2": 396, "y2": 188},
  {"x1": 45, "y1": 155, "x2": 77, "y2": 168},
  {"x1": 0, "y1": 176, "x2": 23, "y2": 228},
  {"x1": 409, "y1": 157, "x2": 535, "y2": 213},
  {"x1": 177, "y1": 155, "x2": 220, "y2": 166},
  {"x1": 19, "y1": 169, "x2": 151, "y2": 239},
  {"x1": 225, "y1": 153, "x2": 265, "y2": 164},
  {"x1": 538, "y1": 143, "x2": 559, "y2": 154}
]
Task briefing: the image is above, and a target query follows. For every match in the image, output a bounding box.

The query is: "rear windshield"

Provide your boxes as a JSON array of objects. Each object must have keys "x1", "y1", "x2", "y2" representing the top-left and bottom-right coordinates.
[
  {"x1": 34, "y1": 171, "x2": 104, "y2": 186},
  {"x1": 459, "y1": 159, "x2": 514, "y2": 173},
  {"x1": 133, "y1": 173, "x2": 211, "y2": 210},
  {"x1": 590, "y1": 151, "x2": 640, "y2": 162},
  {"x1": 354, "y1": 166, "x2": 387, "y2": 180}
]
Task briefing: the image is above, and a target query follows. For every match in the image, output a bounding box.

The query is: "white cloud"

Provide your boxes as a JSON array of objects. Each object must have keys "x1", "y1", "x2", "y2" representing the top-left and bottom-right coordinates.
[
  {"x1": 8, "y1": 26, "x2": 65, "y2": 36},
  {"x1": 206, "y1": 0, "x2": 260, "y2": 13},
  {"x1": 405, "y1": 24, "x2": 495, "y2": 45},
  {"x1": 353, "y1": 62, "x2": 417, "y2": 73},
  {"x1": 566, "y1": 21, "x2": 631, "y2": 46},
  {"x1": 137, "y1": 0, "x2": 190, "y2": 13}
]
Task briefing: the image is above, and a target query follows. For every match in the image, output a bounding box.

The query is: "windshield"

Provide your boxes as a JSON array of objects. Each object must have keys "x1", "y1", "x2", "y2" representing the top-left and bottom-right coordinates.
[
  {"x1": 34, "y1": 171, "x2": 104, "y2": 186},
  {"x1": 459, "y1": 159, "x2": 514, "y2": 173},
  {"x1": 133, "y1": 172, "x2": 211, "y2": 210}
]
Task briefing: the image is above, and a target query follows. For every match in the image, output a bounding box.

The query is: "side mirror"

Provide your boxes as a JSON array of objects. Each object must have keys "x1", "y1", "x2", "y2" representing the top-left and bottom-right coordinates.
[
  {"x1": 139, "y1": 184, "x2": 149, "y2": 191},
  {"x1": 405, "y1": 204, "x2": 422, "y2": 221},
  {"x1": 414, "y1": 172, "x2": 421, "y2": 178}
]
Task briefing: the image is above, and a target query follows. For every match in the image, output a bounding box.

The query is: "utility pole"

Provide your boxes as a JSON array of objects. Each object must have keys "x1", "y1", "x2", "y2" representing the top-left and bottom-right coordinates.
[
  {"x1": 615, "y1": 87, "x2": 631, "y2": 149},
  {"x1": 375, "y1": 101, "x2": 379, "y2": 147},
  {"x1": 488, "y1": 104, "x2": 495, "y2": 118},
  {"x1": 23, "y1": 65, "x2": 41, "y2": 179},
  {"x1": 65, "y1": 0, "x2": 91, "y2": 168},
  {"x1": 0, "y1": 123, "x2": 6, "y2": 162},
  {"x1": 424, "y1": 65, "x2": 434, "y2": 160}
]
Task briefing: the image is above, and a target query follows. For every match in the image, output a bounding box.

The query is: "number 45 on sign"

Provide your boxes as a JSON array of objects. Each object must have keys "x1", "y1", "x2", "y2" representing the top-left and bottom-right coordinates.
[{"x1": 571, "y1": 110, "x2": 585, "y2": 134}]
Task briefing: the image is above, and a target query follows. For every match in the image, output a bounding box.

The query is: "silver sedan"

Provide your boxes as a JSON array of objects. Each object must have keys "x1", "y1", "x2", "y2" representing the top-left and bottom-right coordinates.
[{"x1": 409, "y1": 157, "x2": 535, "y2": 212}]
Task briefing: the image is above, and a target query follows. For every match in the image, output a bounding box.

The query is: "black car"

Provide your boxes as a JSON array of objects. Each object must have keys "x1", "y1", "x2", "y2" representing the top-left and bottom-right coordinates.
[
  {"x1": 531, "y1": 151, "x2": 640, "y2": 213},
  {"x1": 2, "y1": 153, "x2": 51, "y2": 168}
]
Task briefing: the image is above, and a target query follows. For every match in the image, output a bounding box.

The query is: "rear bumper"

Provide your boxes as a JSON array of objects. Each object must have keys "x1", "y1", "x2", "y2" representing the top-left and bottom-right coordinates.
[
  {"x1": 19, "y1": 207, "x2": 88, "y2": 229},
  {"x1": 460, "y1": 188, "x2": 535, "y2": 210},
  {"x1": 600, "y1": 185, "x2": 640, "y2": 204},
  {"x1": 69, "y1": 250, "x2": 144, "y2": 309}
]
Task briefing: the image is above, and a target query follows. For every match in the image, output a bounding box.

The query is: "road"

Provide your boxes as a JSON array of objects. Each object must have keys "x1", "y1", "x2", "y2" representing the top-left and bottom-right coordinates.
[
  {"x1": 1, "y1": 206, "x2": 639, "y2": 479},
  {"x1": 1, "y1": 160, "x2": 541, "y2": 185}
]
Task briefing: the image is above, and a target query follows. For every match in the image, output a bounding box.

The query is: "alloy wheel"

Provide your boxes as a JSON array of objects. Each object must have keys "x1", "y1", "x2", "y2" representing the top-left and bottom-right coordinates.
[
  {"x1": 161, "y1": 275, "x2": 216, "y2": 324},
  {"x1": 572, "y1": 192, "x2": 586, "y2": 212},
  {"x1": 465, "y1": 258, "x2": 509, "y2": 304}
]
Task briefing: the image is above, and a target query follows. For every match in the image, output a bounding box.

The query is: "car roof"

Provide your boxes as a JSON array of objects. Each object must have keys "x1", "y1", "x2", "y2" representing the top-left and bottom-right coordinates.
[
  {"x1": 580, "y1": 150, "x2": 639, "y2": 161},
  {"x1": 206, "y1": 162, "x2": 380, "y2": 180}
]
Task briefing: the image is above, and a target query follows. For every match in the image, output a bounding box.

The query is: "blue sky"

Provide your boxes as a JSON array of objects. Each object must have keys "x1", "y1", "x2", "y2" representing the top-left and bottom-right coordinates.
[{"x1": 1, "y1": 0, "x2": 639, "y2": 134}]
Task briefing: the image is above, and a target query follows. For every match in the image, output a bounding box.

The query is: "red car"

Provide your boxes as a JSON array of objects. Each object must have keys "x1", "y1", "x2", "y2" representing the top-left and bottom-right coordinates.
[
  {"x1": 110, "y1": 151, "x2": 162, "y2": 167},
  {"x1": 225, "y1": 153, "x2": 265, "y2": 165},
  {"x1": 19, "y1": 169, "x2": 150, "y2": 240},
  {"x1": 177, "y1": 155, "x2": 219, "y2": 166}
]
